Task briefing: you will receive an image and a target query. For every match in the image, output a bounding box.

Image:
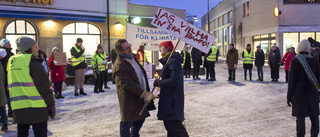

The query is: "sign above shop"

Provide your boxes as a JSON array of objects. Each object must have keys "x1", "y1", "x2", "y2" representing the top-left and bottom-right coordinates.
[
  {"x1": 2, "y1": 0, "x2": 53, "y2": 5},
  {"x1": 151, "y1": 8, "x2": 215, "y2": 53}
]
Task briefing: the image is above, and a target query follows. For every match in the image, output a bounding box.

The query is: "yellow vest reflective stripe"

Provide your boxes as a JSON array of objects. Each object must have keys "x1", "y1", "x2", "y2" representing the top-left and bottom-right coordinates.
[
  {"x1": 8, "y1": 54, "x2": 47, "y2": 110},
  {"x1": 207, "y1": 46, "x2": 217, "y2": 61},
  {"x1": 243, "y1": 49, "x2": 253, "y2": 64},
  {"x1": 91, "y1": 53, "x2": 107, "y2": 71},
  {"x1": 71, "y1": 45, "x2": 86, "y2": 66},
  {"x1": 137, "y1": 51, "x2": 147, "y2": 66}
]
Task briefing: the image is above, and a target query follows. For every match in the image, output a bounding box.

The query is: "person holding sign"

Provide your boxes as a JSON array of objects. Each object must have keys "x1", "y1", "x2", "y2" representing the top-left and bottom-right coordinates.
[
  {"x1": 48, "y1": 47, "x2": 66, "y2": 99},
  {"x1": 153, "y1": 41, "x2": 189, "y2": 137},
  {"x1": 112, "y1": 39, "x2": 155, "y2": 137},
  {"x1": 91, "y1": 44, "x2": 108, "y2": 93}
]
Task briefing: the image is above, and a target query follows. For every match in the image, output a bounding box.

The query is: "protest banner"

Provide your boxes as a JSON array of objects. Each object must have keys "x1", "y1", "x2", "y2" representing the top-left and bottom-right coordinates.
[
  {"x1": 54, "y1": 52, "x2": 68, "y2": 66},
  {"x1": 126, "y1": 22, "x2": 185, "y2": 51},
  {"x1": 143, "y1": 63, "x2": 153, "y2": 79},
  {"x1": 151, "y1": 8, "x2": 215, "y2": 53}
]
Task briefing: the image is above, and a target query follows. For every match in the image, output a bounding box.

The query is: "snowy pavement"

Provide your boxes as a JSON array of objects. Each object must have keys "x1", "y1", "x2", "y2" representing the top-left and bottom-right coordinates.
[{"x1": 0, "y1": 61, "x2": 311, "y2": 137}]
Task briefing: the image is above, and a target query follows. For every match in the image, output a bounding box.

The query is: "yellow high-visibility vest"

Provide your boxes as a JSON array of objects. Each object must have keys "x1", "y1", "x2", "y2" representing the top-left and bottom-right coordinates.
[
  {"x1": 70, "y1": 45, "x2": 86, "y2": 66},
  {"x1": 182, "y1": 50, "x2": 192, "y2": 66},
  {"x1": 243, "y1": 49, "x2": 253, "y2": 64},
  {"x1": 206, "y1": 46, "x2": 217, "y2": 62},
  {"x1": 8, "y1": 54, "x2": 47, "y2": 110},
  {"x1": 137, "y1": 51, "x2": 147, "y2": 66},
  {"x1": 91, "y1": 52, "x2": 108, "y2": 71}
]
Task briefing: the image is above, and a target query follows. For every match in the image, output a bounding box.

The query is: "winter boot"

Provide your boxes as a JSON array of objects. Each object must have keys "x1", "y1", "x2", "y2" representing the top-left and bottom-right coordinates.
[
  {"x1": 55, "y1": 93, "x2": 60, "y2": 99},
  {"x1": 1, "y1": 123, "x2": 8, "y2": 132},
  {"x1": 74, "y1": 93, "x2": 79, "y2": 96},
  {"x1": 59, "y1": 93, "x2": 65, "y2": 99},
  {"x1": 79, "y1": 89, "x2": 87, "y2": 95}
]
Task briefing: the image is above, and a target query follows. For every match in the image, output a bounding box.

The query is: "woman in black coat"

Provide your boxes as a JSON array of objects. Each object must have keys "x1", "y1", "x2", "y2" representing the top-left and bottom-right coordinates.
[
  {"x1": 287, "y1": 39, "x2": 319, "y2": 137},
  {"x1": 154, "y1": 41, "x2": 188, "y2": 136},
  {"x1": 268, "y1": 44, "x2": 281, "y2": 82}
]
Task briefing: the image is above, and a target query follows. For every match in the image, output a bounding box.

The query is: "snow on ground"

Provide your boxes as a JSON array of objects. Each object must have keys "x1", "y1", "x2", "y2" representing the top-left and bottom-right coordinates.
[{"x1": 0, "y1": 61, "x2": 313, "y2": 137}]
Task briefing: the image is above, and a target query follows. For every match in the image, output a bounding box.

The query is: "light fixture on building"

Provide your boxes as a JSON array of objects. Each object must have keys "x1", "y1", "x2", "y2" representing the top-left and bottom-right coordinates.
[
  {"x1": 115, "y1": 22, "x2": 122, "y2": 30},
  {"x1": 45, "y1": 13, "x2": 54, "y2": 26},
  {"x1": 194, "y1": 16, "x2": 198, "y2": 22},
  {"x1": 273, "y1": 7, "x2": 281, "y2": 17},
  {"x1": 133, "y1": 17, "x2": 141, "y2": 24}
]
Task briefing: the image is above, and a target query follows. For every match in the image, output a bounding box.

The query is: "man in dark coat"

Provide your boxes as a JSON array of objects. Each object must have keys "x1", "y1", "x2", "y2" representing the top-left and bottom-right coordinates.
[
  {"x1": 268, "y1": 44, "x2": 281, "y2": 82},
  {"x1": 255, "y1": 45, "x2": 265, "y2": 81},
  {"x1": 154, "y1": 41, "x2": 189, "y2": 137},
  {"x1": 287, "y1": 39, "x2": 319, "y2": 137},
  {"x1": 191, "y1": 47, "x2": 201, "y2": 80},
  {"x1": 112, "y1": 39, "x2": 154, "y2": 137},
  {"x1": 0, "y1": 39, "x2": 14, "y2": 117}
]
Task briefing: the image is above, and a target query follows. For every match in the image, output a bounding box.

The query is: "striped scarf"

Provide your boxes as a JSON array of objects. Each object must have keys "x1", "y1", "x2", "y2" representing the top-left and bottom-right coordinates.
[{"x1": 295, "y1": 54, "x2": 320, "y2": 91}]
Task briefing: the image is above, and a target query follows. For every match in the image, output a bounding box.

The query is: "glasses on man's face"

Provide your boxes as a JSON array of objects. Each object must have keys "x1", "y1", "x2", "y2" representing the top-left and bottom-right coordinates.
[{"x1": 123, "y1": 44, "x2": 132, "y2": 51}]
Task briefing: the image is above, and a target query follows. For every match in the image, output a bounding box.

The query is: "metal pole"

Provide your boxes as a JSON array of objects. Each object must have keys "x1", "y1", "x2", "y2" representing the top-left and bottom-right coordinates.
[
  {"x1": 207, "y1": 0, "x2": 210, "y2": 34},
  {"x1": 107, "y1": 0, "x2": 111, "y2": 55}
]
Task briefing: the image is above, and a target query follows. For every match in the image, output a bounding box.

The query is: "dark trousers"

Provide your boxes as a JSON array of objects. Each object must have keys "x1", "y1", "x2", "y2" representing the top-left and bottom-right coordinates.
[
  {"x1": 271, "y1": 67, "x2": 279, "y2": 79},
  {"x1": 53, "y1": 81, "x2": 63, "y2": 94},
  {"x1": 256, "y1": 66, "x2": 263, "y2": 80},
  {"x1": 163, "y1": 121, "x2": 189, "y2": 137},
  {"x1": 244, "y1": 69, "x2": 252, "y2": 80},
  {"x1": 17, "y1": 122, "x2": 47, "y2": 137},
  {"x1": 0, "y1": 106, "x2": 7, "y2": 125},
  {"x1": 94, "y1": 71, "x2": 104, "y2": 92},
  {"x1": 207, "y1": 61, "x2": 216, "y2": 79},
  {"x1": 193, "y1": 62, "x2": 201, "y2": 79},
  {"x1": 6, "y1": 95, "x2": 12, "y2": 115},
  {"x1": 120, "y1": 119, "x2": 145, "y2": 137},
  {"x1": 296, "y1": 116, "x2": 319, "y2": 137},
  {"x1": 184, "y1": 68, "x2": 191, "y2": 78},
  {"x1": 103, "y1": 70, "x2": 108, "y2": 88},
  {"x1": 285, "y1": 70, "x2": 289, "y2": 82},
  {"x1": 228, "y1": 69, "x2": 236, "y2": 81}
]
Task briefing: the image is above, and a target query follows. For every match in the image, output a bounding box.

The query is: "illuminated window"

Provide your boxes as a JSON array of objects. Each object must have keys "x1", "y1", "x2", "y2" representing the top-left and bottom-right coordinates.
[
  {"x1": 62, "y1": 23, "x2": 101, "y2": 58},
  {"x1": 4, "y1": 20, "x2": 36, "y2": 54},
  {"x1": 243, "y1": 2, "x2": 250, "y2": 17}
]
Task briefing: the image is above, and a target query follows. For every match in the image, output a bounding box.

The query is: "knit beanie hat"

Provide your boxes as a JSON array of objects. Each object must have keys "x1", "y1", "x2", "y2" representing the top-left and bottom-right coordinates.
[
  {"x1": 52, "y1": 47, "x2": 59, "y2": 52},
  {"x1": 297, "y1": 39, "x2": 311, "y2": 53},
  {"x1": 159, "y1": 41, "x2": 174, "y2": 51},
  {"x1": 0, "y1": 49, "x2": 7, "y2": 58},
  {"x1": 97, "y1": 44, "x2": 102, "y2": 49},
  {"x1": 76, "y1": 38, "x2": 83, "y2": 43},
  {"x1": 0, "y1": 39, "x2": 9, "y2": 47},
  {"x1": 16, "y1": 36, "x2": 36, "y2": 53}
]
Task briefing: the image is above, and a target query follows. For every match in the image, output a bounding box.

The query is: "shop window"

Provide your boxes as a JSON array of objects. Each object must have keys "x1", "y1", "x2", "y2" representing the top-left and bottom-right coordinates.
[
  {"x1": 62, "y1": 23, "x2": 101, "y2": 58},
  {"x1": 316, "y1": 32, "x2": 320, "y2": 41},
  {"x1": 283, "y1": 33, "x2": 299, "y2": 55},
  {"x1": 4, "y1": 20, "x2": 36, "y2": 54},
  {"x1": 300, "y1": 32, "x2": 315, "y2": 42}
]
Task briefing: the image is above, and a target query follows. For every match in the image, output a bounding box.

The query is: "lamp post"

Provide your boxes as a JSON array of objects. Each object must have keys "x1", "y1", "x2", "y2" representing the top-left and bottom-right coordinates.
[
  {"x1": 107, "y1": 0, "x2": 111, "y2": 55},
  {"x1": 207, "y1": 0, "x2": 210, "y2": 34}
]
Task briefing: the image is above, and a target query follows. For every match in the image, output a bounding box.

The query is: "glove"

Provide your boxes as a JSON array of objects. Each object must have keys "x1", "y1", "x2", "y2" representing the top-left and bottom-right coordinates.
[
  {"x1": 234, "y1": 64, "x2": 237, "y2": 68},
  {"x1": 141, "y1": 91, "x2": 154, "y2": 103},
  {"x1": 153, "y1": 79, "x2": 159, "y2": 87},
  {"x1": 48, "y1": 106, "x2": 56, "y2": 119},
  {"x1": 287, "y1": 99, "x2": 292, "y2": 107},
  {"x1": 281, "y1": 63, "x2": 284, "y2": 66},
  {"x1": 53, "y1": 60, "x2": 57, "y2": 65},
  {"x1": 101, "y1": 60, "x2": 107, "y2": 65}
]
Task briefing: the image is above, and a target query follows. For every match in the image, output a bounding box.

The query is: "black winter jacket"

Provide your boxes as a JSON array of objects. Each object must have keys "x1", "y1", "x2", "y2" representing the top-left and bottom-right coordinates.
[
  {"x1": 157, "y1": 52, "x2": 185, "y2": 121},
  {"x1": 255, "y1": 50, "x2": 265, "y2": 67},
  {"x1": 268, "y1": 47, "x2": 281, "y2": 68}
]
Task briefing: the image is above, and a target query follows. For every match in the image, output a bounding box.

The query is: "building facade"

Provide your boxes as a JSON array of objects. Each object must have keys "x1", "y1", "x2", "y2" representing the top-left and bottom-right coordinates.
[{"x1": 202, "y1": 0, "x2": 320, "y2": 57}]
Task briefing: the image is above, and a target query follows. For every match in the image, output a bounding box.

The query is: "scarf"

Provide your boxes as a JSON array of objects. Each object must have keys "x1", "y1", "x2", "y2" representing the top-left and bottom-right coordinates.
[
  {"x1": 119, "y1": 54, "x2": 133, "y2": 60},
  {"x1": 295, "y1": 54, "x2": 320, "y2": 91},
  {"x1": 162, "y1": 51, "x2": 172, "y2": 58}
]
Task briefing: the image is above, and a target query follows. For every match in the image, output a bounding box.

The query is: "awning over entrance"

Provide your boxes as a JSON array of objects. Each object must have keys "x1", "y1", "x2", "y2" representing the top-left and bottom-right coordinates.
[{"x1": 0, "y1": 10, "x2": 105, "y2": 22}]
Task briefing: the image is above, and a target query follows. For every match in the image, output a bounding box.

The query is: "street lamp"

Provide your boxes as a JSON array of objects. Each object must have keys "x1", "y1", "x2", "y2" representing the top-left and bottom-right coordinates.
[{"x1": 186, "y1": 15, "x2": 198, "y2": 22}]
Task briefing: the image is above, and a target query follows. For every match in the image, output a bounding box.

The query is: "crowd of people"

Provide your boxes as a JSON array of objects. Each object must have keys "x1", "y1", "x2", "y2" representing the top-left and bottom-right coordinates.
[{"x1": 0, "y1": 36, "x2": 320, "y2": 137}]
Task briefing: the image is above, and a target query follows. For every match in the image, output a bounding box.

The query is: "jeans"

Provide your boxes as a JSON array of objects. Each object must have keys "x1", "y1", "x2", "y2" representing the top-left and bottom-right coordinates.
[
  {"x1": 256, "y1": 66, "x2": 263, "y2": 80},
  {"x1": 17, "y1": 122, "x2": 47, "y2": 137},
  {"x1": 228, "y1": 69, "x2": 236, "y2": 81},
  {"x1": 244, "y1": 68, "x2": 252, "y2": 80},
  {"x1": 163, "y1": 121, "x2": 189, "y2": 137},
  {"x1": 120, "y1": 119, "x2": 145, "y2": 137},
  {"x1": 6, "y1": 95, "x2": 12, "y2": 114},
  {"x1": 0, "y1": 106, "x2": 7, "y2": 125}
]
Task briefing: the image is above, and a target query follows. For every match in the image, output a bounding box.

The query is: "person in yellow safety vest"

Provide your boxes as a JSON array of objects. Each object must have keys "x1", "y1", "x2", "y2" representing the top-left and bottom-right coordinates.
[
  {"x1": 181, "y1": 46, "x2": 192, "y2": 78},
  {"x1": 70, "y1": 38, "x2": 87, "y2": 96},
  {"x1": 91, "y1": 44, "x2": 110, "y2": 93},
  {"x1": 8, "y1": 36, "x2": 55, "y2": 136},
  {"x1": 206, "y1": 45, "x2": 218, "y2": 81},
  {"x1": 136, "y1": 45, "x2": 149, "y2": 67},
  {"x1": 242, "y1": 44, "x2": 254, "y2": 81}
]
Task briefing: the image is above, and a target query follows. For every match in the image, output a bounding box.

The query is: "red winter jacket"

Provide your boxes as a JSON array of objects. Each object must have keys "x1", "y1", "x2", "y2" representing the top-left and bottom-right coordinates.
[
  {"x1": 48, "y1": 53, "x2": 66, "y2": 83},
  {"x1": 281, "y1": 51, "x2": 296, "y2": 71}
]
